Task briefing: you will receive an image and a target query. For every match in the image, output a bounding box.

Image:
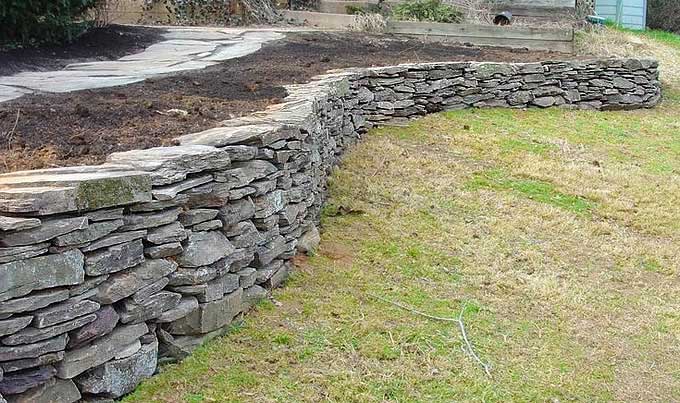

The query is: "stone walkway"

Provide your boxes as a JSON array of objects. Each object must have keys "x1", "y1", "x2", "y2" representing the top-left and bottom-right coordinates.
[{"x1": 0, "y1": 27, "x2": 296, "y2": 103}]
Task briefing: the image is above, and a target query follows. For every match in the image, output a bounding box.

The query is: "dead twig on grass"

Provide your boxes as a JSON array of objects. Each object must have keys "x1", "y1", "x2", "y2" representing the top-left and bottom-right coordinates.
[
  {"x1": 3, "y1": 109, "x2": 20, "y2": 149},
  {"x1": 368, "y1": 292, "x2": 492, "y2": 377}
]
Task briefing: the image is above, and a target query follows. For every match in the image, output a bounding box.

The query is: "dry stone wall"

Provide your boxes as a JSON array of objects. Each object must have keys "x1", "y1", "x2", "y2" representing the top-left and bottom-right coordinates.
[{"x1": 0, "y1": 58, "x2": 661, "y2": 402}]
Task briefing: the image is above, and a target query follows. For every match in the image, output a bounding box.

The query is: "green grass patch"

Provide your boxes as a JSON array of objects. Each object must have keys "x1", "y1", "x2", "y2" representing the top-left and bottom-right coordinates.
[{"x1": 466, "y1": 169, "x2": 594, "y2": 214}]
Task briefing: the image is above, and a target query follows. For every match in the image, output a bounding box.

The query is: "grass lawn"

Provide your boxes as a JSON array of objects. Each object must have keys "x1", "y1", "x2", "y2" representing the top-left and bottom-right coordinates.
[{"x1": 127, "y1": 34, "x2": 680, "y2": 403}]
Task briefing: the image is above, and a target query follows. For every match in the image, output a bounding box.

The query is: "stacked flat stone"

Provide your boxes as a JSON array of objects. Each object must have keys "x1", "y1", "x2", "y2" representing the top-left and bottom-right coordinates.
[{"x1": 0, "y1": 58, "x2": 661, "y2": 402}]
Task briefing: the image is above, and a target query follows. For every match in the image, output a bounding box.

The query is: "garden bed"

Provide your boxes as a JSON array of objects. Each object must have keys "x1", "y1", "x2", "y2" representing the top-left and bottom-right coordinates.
[{"x1": 0, "y1": 30, "x2": 576, "y2": 173}]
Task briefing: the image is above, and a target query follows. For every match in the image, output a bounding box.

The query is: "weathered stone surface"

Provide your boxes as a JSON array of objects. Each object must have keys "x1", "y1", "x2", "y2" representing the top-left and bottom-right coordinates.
[
  {"x1": 119, "y1": 207, "x2": 181, "y2": 231},
  {"x1": 0, "y1": 166, "x2": 151, "y2": 216},
  {"x1": 253, "y1": 236, "x2": 287, "y2": 268},
  {"x1": 3, "y1": 314, "x2": 96, "y2": 346},
  {"x1": 0, "y1": 217, "x2": 88, "y2": 247},
  {"x1": 183, "y1": 182, "x2": 231, "y2": 209},
  {"x1": 253, "y1": 190, "x2": 284, "y2": 219},
  {"x1": 242, "y1": 285, "x2": 268, "y2": 310},
  {"x1": 167, "y1": 266, "x2": 219, "y2": 286},
  {"x1": 176, "y1": 231, "x2": 234, "y2": 268},
  {"x1": 0, "y1": 217, "x2": 40, "y2": 232},
  {"x1": 0, "y1": 352, "x2": 64, "y2": 373},
  {"x1": 225, "y1": 221, "x2": 263, "y2": 249},
  {"x1": 0, "y1": 366, "x2": 56, "y2": 395},
  {"x1": 107, "y1": 146, "x2": 230, "y2": 186},
  {"x1": 167, "y1": 288, "x2": 242, "y2": 335},
  {"x1": 56, "y1": 323, "x2": 148, "y2": 379},
  {"x1": 0, "y1": 334, "x2": 67, "y2": 362},
  {"x1": 152, "y1": 175, "x2": 213, "y2": 203},
  {"x1": 118, "y1": 291, "x2": 181, "y2": 324},
  {"x1": 32, "y1": 298, "x2": 99, "y2": 328},
  {"x1": 68, "y1": 275, "x2": 108, "y2": 298},
  {"x1": 0, "y1": 243, "x2": 49, "y2": 264},
  {"x1": 84, "y1": 239, "x2": 144, "y2": 276},
  {"x1": 86, "y1": 207, "x2": 124, "y2": 222},
  {"x1": 176, "y1": 123, "x2": 293, "y2": 148},
  {"x1": 67, "y1": 306, "x2": 119, "y2": 349},
  {"x1": 0, "y1": 250, "x2": 84, "y2": 302},
  {"x1": 0, "y1": 289, "x2": 69, "y2": 315},
  {"x1": 156, "y1": 297, "x2": 199, "y2": 323},
  {"x1": 192, "y1": 219, "x2": 222, "y2": 231},
  {"x1": 74, "y1": 340, "x2": 157, "y2": 398},
  {"x1": 80, "y1": 230, "x2": 146, "y2": 253},
  {"x1": 52, "y1": 219, "x2": 123, "y2": 247},
  {"x1": 131, "y1": 277, "x2": 170, "y2": 304},
  {"x1": 255, "y1": 260, "x2": 283, "y2": 284},
  {"x1": 0, "y1": 317, "x2": 32, "y2": 337},
  {"x1": 297, "y1": 226, "x2": 320, "y2": 254},
  {"x1": 214, "y1": 160, "x2": 277, "y2": 187},
  {"x1": 237, "y1": 268, "x2": 257, "y2": 288},
  {"x1": 93, "y1": 259, "x2": 178, "y2": 304},
  {"x1": 221, "y1": 145, "x2": 258, "y2": 161},
  {"x1": 146, "y1": 222, "x2": 187, "y2": 245},
  {"x1": 218, "y1": 198, "x2": 256, "y2": 226},
  {"x1": 144, "y1": 242, "x2": 183, "y2": 258},
  {"x1": 179, "y1": 209, "x2": 218, "y2": 226},
  {"x1": 4, "y1": 377, "x2": 80, "y2": 403}
]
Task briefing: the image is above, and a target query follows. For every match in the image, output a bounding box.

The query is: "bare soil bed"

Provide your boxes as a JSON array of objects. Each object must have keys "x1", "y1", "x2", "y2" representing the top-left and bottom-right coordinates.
[{"x1": 0, "y1": 31, "x2": 576, "y2": 173}]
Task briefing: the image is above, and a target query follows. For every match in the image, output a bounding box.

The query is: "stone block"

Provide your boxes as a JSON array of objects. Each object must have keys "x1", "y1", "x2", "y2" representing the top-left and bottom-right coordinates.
[
  {"x1": 118, "y1": 291, "x2": 181, "y2": 324},
  {"x1": 0, "y1": 366, "x2": 56, "y2": 396},
  {"x1": 53, "y1": 219, "x2": 123, "y2": 247},
  {"x1": 166, "y1": 288, "x2": 242, "y2": 335},
  {"x1": 3, "y1": 314, "x2": 97, "y2": 346},
  {"x1": 176, "y1": 231, "x2": 234, "y2": 268},
  {"x1": 0, "y1": 334, "x2": 67, "y2": 362},
  {"x1": 67, "y1": 306, "x2": 119, "y2": 349},
  {"x1": 4, "y1": 378, "x2": 80, "y2": 403},
  {"x1": 93, "y1": 259, "x2": 177, "y2": 305},
  {"x1": 84, "y1": 239, "x2": 144, "y2": 276}
]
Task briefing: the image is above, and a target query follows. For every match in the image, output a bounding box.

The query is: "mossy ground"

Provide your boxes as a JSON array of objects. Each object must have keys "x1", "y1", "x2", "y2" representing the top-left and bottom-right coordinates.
[{"x1": 126, "y1": 32, "x2": 680, "y2": 403}]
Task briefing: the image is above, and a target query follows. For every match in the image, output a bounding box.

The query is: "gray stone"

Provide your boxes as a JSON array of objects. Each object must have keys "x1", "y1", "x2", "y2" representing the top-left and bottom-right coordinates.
[
  {"x1": 118, "y1": 291, "x2": 181, "y2": 324},
  {"x1": 128, "y1": 194, "x2": 189, "y2": 213},
  {"x1": 297, "y1": 226, "x2": 320, "y2": 254},
  {"x1": 86, "y1": 208, "x2": 124, "y2": 222},
  {"x1": 507, "y1": 90, "x2": 533, "y2": 106},
  {"x1": 167, "y1": 288, "x2": 242, "y2": 335},
  {"x1": 253, "y1": 236, "x2": 287, "y2": 268},
  {"x1": 68, "y1": 275, "x2": 109, "y2": 298},
  {"x1": 176, "y1": 123, "x2": 295, "y2": 148},
  {"x1": 532, "y1": 96, "x2": 556, "y2": 108},
  {"x1": 263, "y1": 262, "x2": 291, "y2": 290},
  {"x1": 0, "y1": 352, "x2": 64, "y2": 373},
  {"x1": 612, "y1": 77, "x2": 635, "y2": 89},
  {"x1": 0, "y1": 250, "x2": 84, "y2": 302},
  {"x1": 0, "y1": 366, "x2": 56, "y2": 396},
  {"x1": 0, "y1": 217, "x2": 40, "y2": 232},
  {"x1": 183, "y1": 182, "x2": 231, "y2": 208},
  {"x1": 237, "y1": 268, "x2": 257, "y2": 288},
  {"x1": 179, "y1": 209, "x2": 218, "y2": 226},
  {"x1": 146, "y1": 222, "x2": 187, "y2": 245},
  {"x1": 0, "y1": 289, "x2": 69, "y2": 315},
  {"x1": 119, "y1": 207, "x2": 181, "y2": 231},
  {"x1": 167, "y1": 267, "x2": 219, "y2": 286},
  {"x1": 32, "y1": 298, "x2": 100, "y2": 329},
  {"x1": 67, "y1": 306, "x2": 119, "y2": 349},
  {"x1": 107, "y1": 146, "x2": 230, "y2": 186},
  {"x1": 0, "y1": 166, "x2": 151, "y2": 216},
  {"x1": 4, "y1": 377, "x2": 80, "y2": 403},
  {"x1": 156, "y1": 297, "x2": 199, "y2": 323},
  {"x1": 214, "y1": 160, "x2": 277, "y2": 187},
  {"x1": 2, "y1": 314, "x2": 96, "y2": 346},
  {"x1": 218, "y1": 198, "x2": 256, "y2": 226},
  {"x1": 0, "y1": 217, "x2": 88, "y2": 247},
  {"x1": 253, "y1": 190, "x2": 284, "y2": 219},
  {"x1": 74, "y1": 340, "x2": 157, "y2": 398},
  {"x1": 255, "y1": 260, "x2": 283, "y2": 284},
  {"x1": 144, "y1": 242, "x2": 183, "y2": 259},
  {"x1": 0, "y1": 334, "x2": 67, "y2": 361},
  {"x1": 130, "y1": 277, "x2": 170, "y2": 304},
  {"x1": 226, "y1": 221, "x2": 263, "y2": 249},
  {"x1": 93, "y1": 259, "x2": 178, "y2": 304},
  {"x1": 192, "y1": 220, "x2": 222, "y2": 232},
  {"x1": 0, "y1": 317, "x2": 33, "y2": 337},
  {"x1": 52, "y1": 220, "x2": 123, "y2": 247},
  {"x1": 151, "y1": 175, "x2": 213, "y2": 201},
  {"x1": 84, "y1": 239, "x2": 145, "y2": 276},
  {"x1": 0, "y1": 243, "x2": 49, "y2": 264},
  {"x1": 80, "y1": 230, "x2": 147, "y2": 253},
  {"x1": 221, "y1": 145, "x2": 258, "y2": 161},
  {"x1": 176, "y1": 231, "x2": 234, "y2": 268},
  {"x1": 56, "y1": 323, "x2": 148, "y2": 379},
  {"x1": 242, "y1": 285, "x2": 268, "y2": 310}
]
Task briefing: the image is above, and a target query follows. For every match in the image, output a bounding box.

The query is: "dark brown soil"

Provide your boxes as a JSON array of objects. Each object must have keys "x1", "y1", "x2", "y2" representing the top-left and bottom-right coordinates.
[
  {"x1": 0, "y1": 31, "x2": 577, "y2": 173},
  {"x1": 0, "y1": 25, "x2": 166, "y2": 77}
]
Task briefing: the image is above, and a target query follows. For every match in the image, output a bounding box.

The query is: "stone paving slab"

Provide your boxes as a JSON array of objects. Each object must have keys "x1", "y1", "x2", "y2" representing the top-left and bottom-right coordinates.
[{"x1": 0, "y1": 28, "x2": 288, "y2": 103}]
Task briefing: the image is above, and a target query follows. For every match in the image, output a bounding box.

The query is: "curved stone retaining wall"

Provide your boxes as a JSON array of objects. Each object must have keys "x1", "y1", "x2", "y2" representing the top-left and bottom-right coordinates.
[{"x1": 0, "y1": 58, "x2": 660, "y2": 402}]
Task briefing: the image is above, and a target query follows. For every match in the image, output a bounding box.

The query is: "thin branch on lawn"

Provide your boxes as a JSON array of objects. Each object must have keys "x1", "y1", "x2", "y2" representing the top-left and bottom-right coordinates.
[{"x1": 367, "y1": 292, "x2": 492, "y2": 377}]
